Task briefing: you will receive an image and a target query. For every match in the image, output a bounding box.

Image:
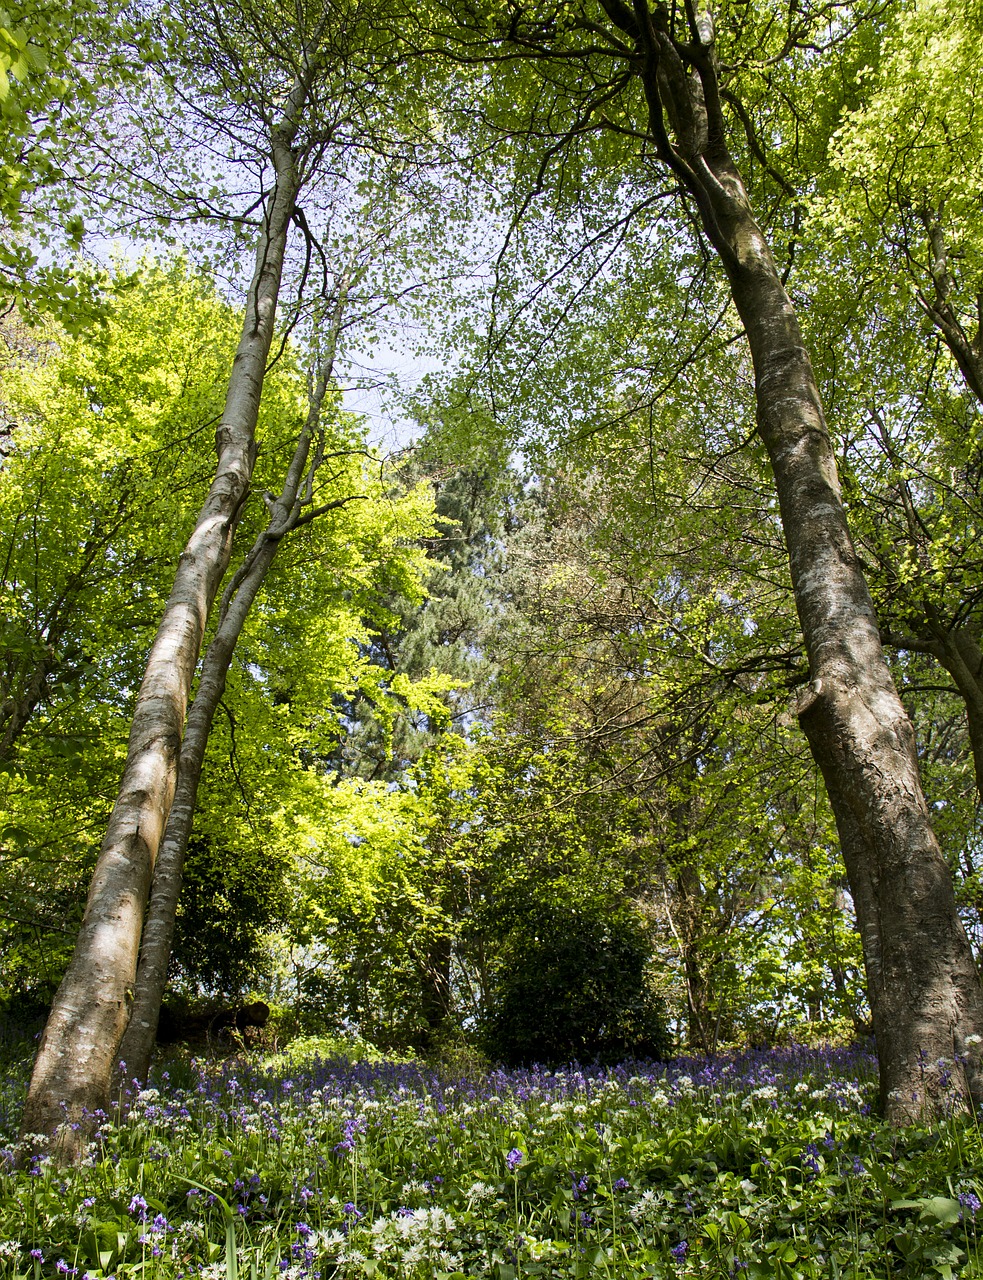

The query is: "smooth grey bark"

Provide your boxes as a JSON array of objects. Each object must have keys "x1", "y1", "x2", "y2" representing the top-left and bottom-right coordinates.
[
  {"x1": 594, "y1": 0, "x2": 983, "y2": 1120},
  {"x1": 19, "y1": 82, "x2": 311, "y2": 1158},
  {"x1": 116, "y1": 307, "x2": 357, "y2": 1085}
]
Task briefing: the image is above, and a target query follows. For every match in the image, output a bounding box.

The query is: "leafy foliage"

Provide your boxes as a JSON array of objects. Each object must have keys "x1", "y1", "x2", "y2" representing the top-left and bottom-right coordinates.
[
  {"x1": 3, "y1": 1044, "x2": 983, "y2": 1277},
  {"x1": 484, "y1": 899, "x2": 670, "y2": 1067}
]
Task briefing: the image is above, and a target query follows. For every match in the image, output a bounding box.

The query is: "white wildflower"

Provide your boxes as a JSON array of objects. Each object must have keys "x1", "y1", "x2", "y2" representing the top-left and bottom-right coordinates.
[
  {"x1": 629, "y1": 1189, "x2": 665, "y2": 1223},
  {"x1": 338, "y1": 1247, "x2": 368, "y2": 1266}
]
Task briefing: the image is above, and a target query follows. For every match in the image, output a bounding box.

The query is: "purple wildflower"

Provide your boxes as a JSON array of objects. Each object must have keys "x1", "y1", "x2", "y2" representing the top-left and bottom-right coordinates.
[
  {"x1": 506, "y1": 1148, "x2": 524, "y2": 1172},
  {"x1": 671, "y1": 1241, "x2": 689, "y2": 1260}
]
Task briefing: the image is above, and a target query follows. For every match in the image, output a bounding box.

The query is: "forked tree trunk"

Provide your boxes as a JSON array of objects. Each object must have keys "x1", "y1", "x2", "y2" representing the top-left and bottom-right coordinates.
[
  {"x1": 116, "y1": 317, "x2": 357, "y2": 1085},
  {"x1": 596, "y1": 0, "x2": 983, "y2": 1120},
  {"x1": 19, "y1": 101, "x2": 309, "y2": 1159}
]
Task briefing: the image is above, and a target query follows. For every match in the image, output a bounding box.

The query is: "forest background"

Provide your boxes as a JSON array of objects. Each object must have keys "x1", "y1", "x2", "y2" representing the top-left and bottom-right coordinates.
[{"x1": 1, "y1": 0, "x2": 983, "y2": 1123}]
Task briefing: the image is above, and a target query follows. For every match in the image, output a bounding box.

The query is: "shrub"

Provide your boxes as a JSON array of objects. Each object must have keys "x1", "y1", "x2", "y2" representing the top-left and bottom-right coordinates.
[{"x1": 482, "y1": 902, "x2": 670, "y2": 1065}]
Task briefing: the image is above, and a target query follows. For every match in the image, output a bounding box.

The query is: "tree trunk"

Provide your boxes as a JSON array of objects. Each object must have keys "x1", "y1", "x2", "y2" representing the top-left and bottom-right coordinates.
[
  {"x1": 19, "y1": 108, "x2": 308, "y2": 1159},
  {"x1": 418, "y1": 933, "x2": 453, "y2": 1047},
  {"x1": 882, "y1": 624, "x2": 983, "y2": 804},
  {"x1": 0, "y1": 644, "x2": 56, "y2": 760},
  {"x1": 918, "y1": 213, "x2": 983, "y2": 405},
  {"x1": 598, "y1": 0, "x2": 983, "y2": 1120},
  {"x1": 116, "y1": 317, "x2": 354, "y2": 1085},
  {"x1": 936, "y1": 629, "x2": 983, "y2": 803}
]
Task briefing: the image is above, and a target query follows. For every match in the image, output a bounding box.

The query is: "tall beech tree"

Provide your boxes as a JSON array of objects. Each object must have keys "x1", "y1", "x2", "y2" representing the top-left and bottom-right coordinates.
[
  {"x1": 115, "y1": 289, "x2": 364, "y2": 1084},
  {"x1": 431, "y1": 0, "x2": 983, "y2": 1118},
  {"x1": 20, "y1": 0, "x2": 347, "y2": 1154},
  {"x1": 21, "y1": 134, "x2": 302, "y2": 1156},
  {"x1": 800, "y1": 0, "x2": 983, "y2": 805}
]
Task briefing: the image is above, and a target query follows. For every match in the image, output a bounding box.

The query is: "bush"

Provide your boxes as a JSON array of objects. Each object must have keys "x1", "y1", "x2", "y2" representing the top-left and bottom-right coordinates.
[{"x1": 482, "y1": 903, "x2": 670, "y2": 1066}]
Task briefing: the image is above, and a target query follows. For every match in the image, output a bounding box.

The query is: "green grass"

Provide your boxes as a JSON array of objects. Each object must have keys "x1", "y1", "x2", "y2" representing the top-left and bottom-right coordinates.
[{"x1": 1, "y1": 1044, "x2": 982, "y2": 1278}]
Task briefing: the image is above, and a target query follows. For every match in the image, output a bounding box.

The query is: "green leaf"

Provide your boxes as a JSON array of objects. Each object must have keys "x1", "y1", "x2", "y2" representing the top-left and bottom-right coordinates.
[{"x1": 891, "y1": 1196, "x2": 961, "y2": 1224}]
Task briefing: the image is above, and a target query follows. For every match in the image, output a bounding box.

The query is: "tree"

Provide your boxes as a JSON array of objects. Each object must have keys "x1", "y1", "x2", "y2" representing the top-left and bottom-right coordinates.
[
  {"x1": 115, "y1": 284, "x2": 441, "y2": 1082},
  {"x1": 800, "y1": 0, "x2": 983, "y2": 804},
  {"x1": 419, "y1": 0, "x2": 983, "y2": 1117},
  {"x1": 0, "y1": 262, "x2": 237, "y2": 761},
  {"x1": 484, "y1": 466, "x2": 867, "y2": 1050},
  {"x1": 329, "y1": 450, "x2": 518, "y2": 781},
  {"x1": 0, "y1": 262, "x2": 273, "y2": 1013},
  {"x1": 20, "y1": 0, "x2": 370, "y2": 1153}
]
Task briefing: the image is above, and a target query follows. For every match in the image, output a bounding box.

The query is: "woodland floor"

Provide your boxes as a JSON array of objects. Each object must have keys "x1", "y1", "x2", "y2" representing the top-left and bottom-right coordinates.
[{"x1": 1, "y1": 1040, "x2": 982, "y2": 1278}]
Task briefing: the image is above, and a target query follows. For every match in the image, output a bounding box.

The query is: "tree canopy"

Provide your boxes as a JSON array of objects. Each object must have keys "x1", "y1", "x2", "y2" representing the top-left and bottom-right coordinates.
[{"x1": 3, "y1": 0, "x2": 983, "y2": 1147}]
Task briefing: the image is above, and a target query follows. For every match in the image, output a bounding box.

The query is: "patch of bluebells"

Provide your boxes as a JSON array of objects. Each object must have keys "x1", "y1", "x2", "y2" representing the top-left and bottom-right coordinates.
[{"x1": 0, "y1": 1045, "x2": 981, "y2": 1277}]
